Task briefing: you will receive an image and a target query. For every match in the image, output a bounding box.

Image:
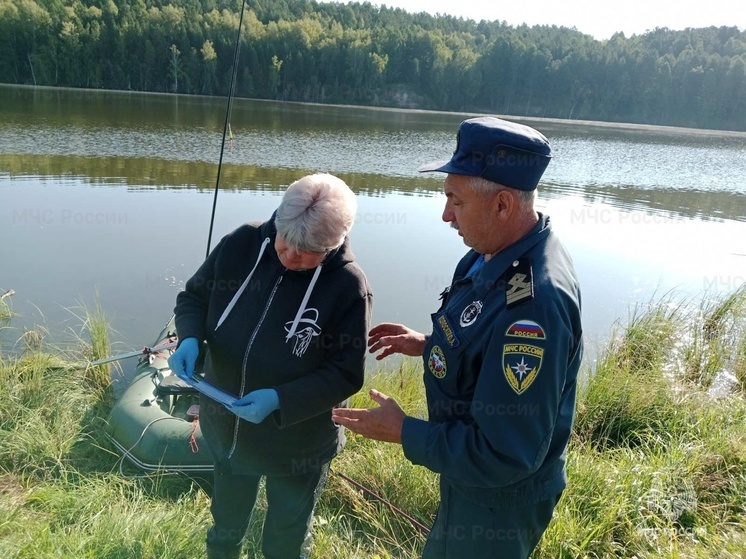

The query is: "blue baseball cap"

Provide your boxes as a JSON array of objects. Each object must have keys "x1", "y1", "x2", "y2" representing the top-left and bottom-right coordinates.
[{"x1": 418, "y1": 117, "x2": 552, "y2": 191}]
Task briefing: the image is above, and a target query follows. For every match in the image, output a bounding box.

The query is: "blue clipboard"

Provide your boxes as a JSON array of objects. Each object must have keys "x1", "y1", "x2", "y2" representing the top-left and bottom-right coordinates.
[{"x1": 179, "y1": 373, "x2": 238, "y2": 408}]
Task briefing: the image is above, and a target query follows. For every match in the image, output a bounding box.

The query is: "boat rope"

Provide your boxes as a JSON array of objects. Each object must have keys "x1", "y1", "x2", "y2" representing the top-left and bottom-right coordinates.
[
  {"x1": 116, "y1": 416, "x2": 182, "y2": 477},
  {"x1": 189, "y1": 417, "x2": 200, "y2": 453},
  {"x1": 331, "y1": 468, "x2": 431, "y2": 535},
  {"x1": 205, "y1": 0, "x2": 248, "y2": 258}
]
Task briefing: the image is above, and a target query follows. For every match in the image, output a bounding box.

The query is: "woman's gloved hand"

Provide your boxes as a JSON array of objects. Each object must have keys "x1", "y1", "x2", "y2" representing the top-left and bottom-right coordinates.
[
  {"x1": 167, "y1": 337, "x2": 200, "y2": 380},
  {"x1": 230, "y1": 389, "x2": 279, "y2": 423}
]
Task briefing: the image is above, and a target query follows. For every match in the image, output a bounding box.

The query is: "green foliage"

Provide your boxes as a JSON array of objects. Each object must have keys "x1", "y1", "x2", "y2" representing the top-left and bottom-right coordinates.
[{"x1": 0, "y1": 0, "x2": 744, "y2": 129}]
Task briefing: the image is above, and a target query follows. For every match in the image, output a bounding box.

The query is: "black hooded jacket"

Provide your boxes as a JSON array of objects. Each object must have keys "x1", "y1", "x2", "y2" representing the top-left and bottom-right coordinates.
[{"x1": 174, "y1": 216, "x2": 372, "y2": 475}]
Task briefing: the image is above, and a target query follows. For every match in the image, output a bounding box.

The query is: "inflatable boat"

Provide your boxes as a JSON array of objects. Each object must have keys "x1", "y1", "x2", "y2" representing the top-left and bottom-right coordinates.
[{"x1": 106, "y1": 318, "x2": 213, "y2": 473}]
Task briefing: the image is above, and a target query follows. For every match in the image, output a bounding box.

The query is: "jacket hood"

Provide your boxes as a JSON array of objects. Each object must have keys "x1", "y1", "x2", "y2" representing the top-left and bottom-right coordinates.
[{"x1": 215, "y1": 213, "x2": 356, "y2": 334}]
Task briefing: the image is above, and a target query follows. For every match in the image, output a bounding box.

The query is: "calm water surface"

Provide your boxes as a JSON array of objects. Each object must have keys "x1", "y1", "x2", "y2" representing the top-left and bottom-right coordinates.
[{"x1": 2, "y1": 86, "x2": 745, "y2": 376}]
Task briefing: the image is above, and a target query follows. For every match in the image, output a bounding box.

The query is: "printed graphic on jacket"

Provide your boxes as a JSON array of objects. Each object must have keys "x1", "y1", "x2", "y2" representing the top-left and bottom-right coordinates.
[{"x1": 285, "y1": 308, "x2": 321, "y2": 357}]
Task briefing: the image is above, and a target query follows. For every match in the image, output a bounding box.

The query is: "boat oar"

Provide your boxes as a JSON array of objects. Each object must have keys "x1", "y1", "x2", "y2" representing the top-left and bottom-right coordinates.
[{"x1": 90, "y1": 341, "x2": 178, "y2": 366}]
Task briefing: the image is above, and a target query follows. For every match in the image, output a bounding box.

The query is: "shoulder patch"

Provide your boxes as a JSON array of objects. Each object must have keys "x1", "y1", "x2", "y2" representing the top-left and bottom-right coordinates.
[
  {"x1": 428, "y1": 345, "x2": 447, "y2": 378},
  {"x1": 504, "y1": 258, "x2": 533, "y2": 308},
  {"x1": 506, "y1": 320, "x2": 546, "y2": 340},
  {"x1": 503, "y1": 343, "x2": 543, "y2": 394}
]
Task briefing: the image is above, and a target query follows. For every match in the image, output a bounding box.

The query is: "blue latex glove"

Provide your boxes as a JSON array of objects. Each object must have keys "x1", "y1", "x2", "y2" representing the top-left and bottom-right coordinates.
[
  {"x1": 167, "y1": 337, "x2": 200, "y2": 381},
  {"x1": 230, "y1": 389, "x2": 280, "y2": 424}
]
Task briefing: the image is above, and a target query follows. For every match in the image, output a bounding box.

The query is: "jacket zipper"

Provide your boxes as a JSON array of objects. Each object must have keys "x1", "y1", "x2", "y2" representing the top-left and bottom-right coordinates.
[{"x1": 227, "y1": 274, "x2": 284, "y2": 459}]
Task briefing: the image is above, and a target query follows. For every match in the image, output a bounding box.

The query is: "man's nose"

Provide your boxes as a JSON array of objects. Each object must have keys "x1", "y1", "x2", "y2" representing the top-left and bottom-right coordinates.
[{"x1": 442, "y1": 204, "x2": 454, "y2": 223}]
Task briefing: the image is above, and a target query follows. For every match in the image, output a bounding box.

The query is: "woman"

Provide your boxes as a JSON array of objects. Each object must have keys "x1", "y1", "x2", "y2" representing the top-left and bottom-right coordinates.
[{"x1": 168, "y1": 173, "x2": 372, "y2": 559}]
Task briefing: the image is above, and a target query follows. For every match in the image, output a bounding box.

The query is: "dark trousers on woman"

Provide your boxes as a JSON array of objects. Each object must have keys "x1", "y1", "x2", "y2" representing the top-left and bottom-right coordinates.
[{"x1": 206, "y1": 462, "x2": 329, "y2": 559}]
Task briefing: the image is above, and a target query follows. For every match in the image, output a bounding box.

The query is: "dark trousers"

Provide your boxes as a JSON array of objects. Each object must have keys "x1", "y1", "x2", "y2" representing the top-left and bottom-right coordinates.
[
  {"x1": 422, "y1": 479, "x2": 560, "y2": 559},
  {"x1": 206, "y1": 462, "x2": 329, "y2": 559}
]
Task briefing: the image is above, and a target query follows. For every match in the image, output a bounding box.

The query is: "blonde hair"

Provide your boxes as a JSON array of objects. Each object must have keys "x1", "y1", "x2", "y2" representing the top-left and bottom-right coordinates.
[{"x1": 275, "y1": 173, "x2": 357, "y2": 252}]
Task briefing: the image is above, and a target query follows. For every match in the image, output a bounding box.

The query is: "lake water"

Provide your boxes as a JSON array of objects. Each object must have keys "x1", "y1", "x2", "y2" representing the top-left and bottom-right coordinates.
[{"x1": 1, "y1": 85, "x2": 745, "y2": 376}]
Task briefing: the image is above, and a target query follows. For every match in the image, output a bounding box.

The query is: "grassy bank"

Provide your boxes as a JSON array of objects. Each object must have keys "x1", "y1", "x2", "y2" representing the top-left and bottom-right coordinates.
[{"x1": 1, "y1": 289, "x2": 745, "y2": 558}]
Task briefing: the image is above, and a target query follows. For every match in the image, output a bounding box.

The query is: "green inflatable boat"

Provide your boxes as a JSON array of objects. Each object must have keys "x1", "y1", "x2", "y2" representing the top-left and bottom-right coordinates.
[{"x1": 106, "y1": 318, "x2": 213, "y2": 473}]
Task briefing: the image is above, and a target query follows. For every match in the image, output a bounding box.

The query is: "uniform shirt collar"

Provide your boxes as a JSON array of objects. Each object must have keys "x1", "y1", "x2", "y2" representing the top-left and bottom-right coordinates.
[{"x1": 467, "y1": 213, "x2": 551, "y2": 298}]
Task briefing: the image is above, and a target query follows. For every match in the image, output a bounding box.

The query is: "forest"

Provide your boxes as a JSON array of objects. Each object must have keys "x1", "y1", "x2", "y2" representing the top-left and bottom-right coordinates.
[{"x1": 1, "y1": 0, "x2": 745, "y2": 130}]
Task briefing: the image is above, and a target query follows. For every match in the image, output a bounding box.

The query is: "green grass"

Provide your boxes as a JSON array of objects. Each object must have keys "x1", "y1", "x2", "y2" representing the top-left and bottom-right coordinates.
[
  {"x1": 0, "y1": 289, "x2": 13, "y2": 320},
  {"x1": 1, "y1": 290, "x2": 745, "y2": 558}
]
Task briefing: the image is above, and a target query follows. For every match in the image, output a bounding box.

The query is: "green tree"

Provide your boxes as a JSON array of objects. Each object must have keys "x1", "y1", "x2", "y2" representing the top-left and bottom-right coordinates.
[{"x1": 169, "y1": 43, "x2": 181, "y2": 92}]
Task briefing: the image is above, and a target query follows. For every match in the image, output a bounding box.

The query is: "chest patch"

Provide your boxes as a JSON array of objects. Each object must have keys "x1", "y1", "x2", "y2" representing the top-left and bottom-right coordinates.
[
  {"x1": 428, "y1": 345, "x2": 447, "y2": 379},
  {"x1": 502, "y1": 343, "x2": 543, "y2": 394},
  {"x1": 459, "y1": 300, "x2": 483, "y2": 327}
]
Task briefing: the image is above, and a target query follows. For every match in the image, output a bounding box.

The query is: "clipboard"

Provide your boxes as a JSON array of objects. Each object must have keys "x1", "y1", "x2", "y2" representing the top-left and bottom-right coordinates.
[{"x1": 178, "y1": 373, "x2": 238, "y2": 408}]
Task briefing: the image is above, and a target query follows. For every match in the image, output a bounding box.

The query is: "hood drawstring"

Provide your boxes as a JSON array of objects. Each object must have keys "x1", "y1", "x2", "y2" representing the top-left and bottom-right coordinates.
[
  {"x1": 285, "y1": 263, "x2": 322, "y2": 341},
  {"x1": 215, "y1": 237, "x2": 271, "y2": 330}
]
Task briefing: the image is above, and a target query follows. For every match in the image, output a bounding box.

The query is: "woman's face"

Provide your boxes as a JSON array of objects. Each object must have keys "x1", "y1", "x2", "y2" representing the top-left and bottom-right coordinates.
[{"x1": 274, "y1": 235, "x2": 328, "y2": 271}]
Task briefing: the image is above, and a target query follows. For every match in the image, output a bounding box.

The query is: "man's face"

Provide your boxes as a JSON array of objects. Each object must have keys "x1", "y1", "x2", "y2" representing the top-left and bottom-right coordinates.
[
  {"x1": 274, "y1": 235, "x2": 327, "y2": 271},
  {"x1": 441, "y1": 174, "x2": 495, "y2": 253}
]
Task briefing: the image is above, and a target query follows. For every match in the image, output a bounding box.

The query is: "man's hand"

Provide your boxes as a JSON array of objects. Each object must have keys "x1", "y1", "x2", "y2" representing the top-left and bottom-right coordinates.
[
  {"x1": 230, "y1": 388, "x2": 280, "y2": 424},
  {"x1": 331, "y1": 389, "x2": 406, "y2": 444},
  {"x1": 368, "y1": 323, "x2": 427, "y2": 361}
]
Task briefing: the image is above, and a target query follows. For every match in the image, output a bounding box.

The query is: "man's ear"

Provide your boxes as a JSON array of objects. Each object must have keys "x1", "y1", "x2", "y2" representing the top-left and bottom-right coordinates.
[{"x1": 491, "y1": 189, "x2": 515, "y2": 220}]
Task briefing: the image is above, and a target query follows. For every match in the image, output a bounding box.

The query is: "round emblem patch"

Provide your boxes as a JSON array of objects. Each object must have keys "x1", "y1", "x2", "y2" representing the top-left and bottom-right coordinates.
[
  {"x1": 428, "y1": 345, "x2": 447, "y2": 379},
  {"x1": 459, "y1": 300, "x2": 483, "y2": 327}
]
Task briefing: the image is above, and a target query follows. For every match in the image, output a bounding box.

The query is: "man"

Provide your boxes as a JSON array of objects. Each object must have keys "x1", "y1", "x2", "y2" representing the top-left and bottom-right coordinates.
[{"x1": 332, "y1": 117, "x2": 583, "y2": 559}]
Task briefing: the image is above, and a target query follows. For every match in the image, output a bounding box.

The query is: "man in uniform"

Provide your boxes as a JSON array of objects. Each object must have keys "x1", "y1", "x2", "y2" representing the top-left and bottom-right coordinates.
[{"x1": 332, "y1": 116, "x2": 583, "y2": 559}]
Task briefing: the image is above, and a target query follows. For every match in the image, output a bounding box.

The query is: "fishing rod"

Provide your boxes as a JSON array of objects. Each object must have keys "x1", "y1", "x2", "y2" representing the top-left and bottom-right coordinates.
[
  {"x1": 205, "y1": 0, "x2": 248, "y2": 258},
  {"x1": 89, "y1": 1, "x2": 247, "y2": 367},
  {"x1": 332, "y1": 468, "x2": 431, "y2": 535},
  {"x1": 90, "y1": 341, "x2": 177, "y2": 366}
]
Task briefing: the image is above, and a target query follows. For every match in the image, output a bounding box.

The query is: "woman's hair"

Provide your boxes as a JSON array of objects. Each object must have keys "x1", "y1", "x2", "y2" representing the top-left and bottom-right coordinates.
[{"x1": 275, "y1": 173, "x2": 357, "y2": 252}]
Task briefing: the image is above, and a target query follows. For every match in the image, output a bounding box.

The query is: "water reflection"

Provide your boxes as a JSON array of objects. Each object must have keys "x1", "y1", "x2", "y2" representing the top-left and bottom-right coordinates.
[
  {"x1": 3, "y1": 153, "x2": 745, "y2": 222},
  {"x1": 2, "y1": 86, "x2": 746, "y2": 363}
]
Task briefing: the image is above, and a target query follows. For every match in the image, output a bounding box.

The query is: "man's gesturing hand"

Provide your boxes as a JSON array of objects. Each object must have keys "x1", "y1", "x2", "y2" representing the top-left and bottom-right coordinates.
[
  {"x1": 331, "y1": 389, "x2": 406, "y2": 444},
  {"x1": 368, "y1": 322, "x2": 427, "y2": 361}
]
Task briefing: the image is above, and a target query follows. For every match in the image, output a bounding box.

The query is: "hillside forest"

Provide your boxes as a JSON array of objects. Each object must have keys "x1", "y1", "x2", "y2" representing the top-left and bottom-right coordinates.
[{"x1": 1, "y1": 0, "x2": 745, "y2": 130}]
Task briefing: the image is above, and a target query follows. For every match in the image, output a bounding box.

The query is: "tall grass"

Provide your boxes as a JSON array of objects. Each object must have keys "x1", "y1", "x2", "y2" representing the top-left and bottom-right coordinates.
[
  {"x1": 682, "y1": 286, "x2": 746, "y2": 391},
  {"x1": 0, "y1": 289, "x2": 745, "y2": 558},
  {"x1": 556, "y1": 288, "x2": 746, "y2": 558},
  {"x1": 0, "y1": 300, "x2": 11, "y2": 320},
  {"x1": 66, "y1": 297, "x2": 115, "y2": 394},
  {"x1": 0, "y1": 289, "x2": 13, "y2": 320}
]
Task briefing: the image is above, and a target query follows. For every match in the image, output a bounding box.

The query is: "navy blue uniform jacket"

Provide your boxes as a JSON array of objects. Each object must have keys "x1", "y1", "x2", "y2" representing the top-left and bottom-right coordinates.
[{"x1": 401, "y1": 214, "x2": 583, "y2": 507}]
